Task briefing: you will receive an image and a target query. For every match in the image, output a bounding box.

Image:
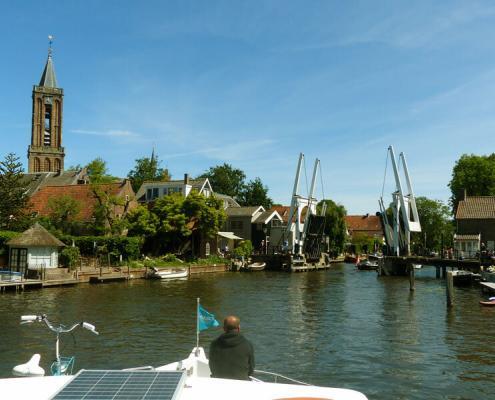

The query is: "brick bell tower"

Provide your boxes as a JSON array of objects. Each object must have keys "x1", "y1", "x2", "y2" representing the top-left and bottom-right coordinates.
[{"x1": 28, "y1": 36, "x2": 65, "y2": 173}]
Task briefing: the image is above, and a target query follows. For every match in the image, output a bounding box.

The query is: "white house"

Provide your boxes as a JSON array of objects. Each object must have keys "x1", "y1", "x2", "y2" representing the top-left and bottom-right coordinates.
[
  {"x1": 7, "y1": 223, "x2": 66, "y2": 274},
  {"x1": 136, "y1": 174, "x2": 213, "y2": 203}
]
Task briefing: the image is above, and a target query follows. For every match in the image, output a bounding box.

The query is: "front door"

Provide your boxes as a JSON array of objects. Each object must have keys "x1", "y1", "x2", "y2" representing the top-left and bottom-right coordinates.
[{"x1": 10, "y1": 248, "x2": 28, "y2": 275}]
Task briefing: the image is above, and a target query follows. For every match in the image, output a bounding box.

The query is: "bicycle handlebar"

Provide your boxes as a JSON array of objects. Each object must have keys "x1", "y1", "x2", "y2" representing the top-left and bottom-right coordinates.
[{"x1": 20, "y1": 315, "x2": 98, "y2": 335}]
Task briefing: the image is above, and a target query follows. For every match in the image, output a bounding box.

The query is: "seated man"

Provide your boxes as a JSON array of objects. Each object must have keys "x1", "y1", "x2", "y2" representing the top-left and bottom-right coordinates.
[{"x1": 209, "y1": 315, "x2": 255, "y2": 380}]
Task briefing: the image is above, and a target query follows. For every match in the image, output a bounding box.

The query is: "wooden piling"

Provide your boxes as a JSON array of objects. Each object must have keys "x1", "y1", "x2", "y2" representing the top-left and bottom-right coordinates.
[
  {"x1": 409, "y1": 265, "x2": 415, "y2": 291},
  {"x1": 446, "y1": 270, "x2": 454, "y2": 307},
  {"x1": 436, "y1": 266, "x2": 440, "y2": 279},
  {"x1": 441, "y1": 266, "x2": 446, "y2": 279}
]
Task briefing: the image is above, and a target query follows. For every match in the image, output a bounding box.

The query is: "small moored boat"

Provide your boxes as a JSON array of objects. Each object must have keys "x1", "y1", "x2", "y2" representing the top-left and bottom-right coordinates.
[
  {"x1": 480, "y1": 296, "x2": 495, "y2": 306},
  {"x1": 149, "y1": 267, "x2": 189, "y2": 279},
  {"x1": 244, "y1": 262, "x2": 266, "y2": 271}
]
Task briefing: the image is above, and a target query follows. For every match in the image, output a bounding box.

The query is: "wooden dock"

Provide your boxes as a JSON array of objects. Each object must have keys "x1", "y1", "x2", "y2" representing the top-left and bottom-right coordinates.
[
  {"x1": 0, "y1": 279, "x2": 42, "y2": 292},
  {"x1": 42, "y1": 279, "x2": 80, "y2": 287}
]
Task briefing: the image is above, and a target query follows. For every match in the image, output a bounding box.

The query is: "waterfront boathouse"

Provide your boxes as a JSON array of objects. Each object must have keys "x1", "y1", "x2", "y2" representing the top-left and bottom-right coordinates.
[{"x1": 6, "y1": 223, "x2": 65, "y2": 275}]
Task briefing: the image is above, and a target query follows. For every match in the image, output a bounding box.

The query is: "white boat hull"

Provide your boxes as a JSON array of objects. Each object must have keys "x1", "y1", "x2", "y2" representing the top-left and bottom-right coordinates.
[
  {"x1": 149, "y1": 267, "x2": 189, "y2": 279},
  {"x1": 0, "y1": 347, "x2": 368, "y2": 400}
]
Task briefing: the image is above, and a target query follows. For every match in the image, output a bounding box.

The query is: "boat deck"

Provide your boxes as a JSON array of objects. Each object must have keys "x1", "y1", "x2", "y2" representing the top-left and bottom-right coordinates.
[{"x1": 480, "y1": 281, "x2": 495, "y2": 293}]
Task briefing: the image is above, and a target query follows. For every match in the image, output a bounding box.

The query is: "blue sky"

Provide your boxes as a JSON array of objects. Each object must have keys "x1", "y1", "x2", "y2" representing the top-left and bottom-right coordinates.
[{"x1": 1, "y1": 1, "x2": 495, "y2": 213}]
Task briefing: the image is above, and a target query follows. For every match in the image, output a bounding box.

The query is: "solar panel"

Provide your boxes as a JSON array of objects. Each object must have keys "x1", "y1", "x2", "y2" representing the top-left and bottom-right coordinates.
[{"x1": 51, "y1": 369, "x2": 186, "y2": 400}]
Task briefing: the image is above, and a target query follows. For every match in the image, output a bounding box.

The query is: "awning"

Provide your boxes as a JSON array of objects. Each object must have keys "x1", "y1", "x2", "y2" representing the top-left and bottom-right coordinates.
[{"x1": 217, "y1": 231, "x2": 243, "y2": 240}]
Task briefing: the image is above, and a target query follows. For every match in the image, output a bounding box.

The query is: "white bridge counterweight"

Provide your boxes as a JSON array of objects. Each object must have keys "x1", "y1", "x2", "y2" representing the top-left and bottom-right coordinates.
[{"x1": 381, "y1": 146, "x2": 421, "y2": 256}]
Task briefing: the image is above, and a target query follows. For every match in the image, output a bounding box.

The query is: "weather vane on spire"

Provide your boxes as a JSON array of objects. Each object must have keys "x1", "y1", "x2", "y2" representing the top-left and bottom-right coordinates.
[{"x1": 48, "y1": 35, "x2": 54, "y2": 56}]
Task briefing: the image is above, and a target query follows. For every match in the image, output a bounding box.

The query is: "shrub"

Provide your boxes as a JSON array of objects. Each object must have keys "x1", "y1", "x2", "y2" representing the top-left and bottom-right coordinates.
[
  {"x1": 57, "y1": 235, "x2": 143, "y2": 260},
  {"x1": 233, "y1": 240, "x2": 253, "y2": 259},
  {"x1": 59, "y1": 246, "x2": 80, "y2": 270}
]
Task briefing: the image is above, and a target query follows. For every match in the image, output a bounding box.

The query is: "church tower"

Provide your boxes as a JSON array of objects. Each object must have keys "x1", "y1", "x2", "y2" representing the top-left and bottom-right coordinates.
[{"x1": 28, "y1": 37, "x2": 64, "y2": 173}]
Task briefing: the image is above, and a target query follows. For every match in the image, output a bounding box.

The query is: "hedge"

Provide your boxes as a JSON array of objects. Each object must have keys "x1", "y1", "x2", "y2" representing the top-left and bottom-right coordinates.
[{"x1": 57, "y1": 235, "x2": 143, "y2": 260}]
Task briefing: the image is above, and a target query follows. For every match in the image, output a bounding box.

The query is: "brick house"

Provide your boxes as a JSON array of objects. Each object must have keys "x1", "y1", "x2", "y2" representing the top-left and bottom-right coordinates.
[
  {"x1": 29, "y1": 180, "x2": 137, "y2": 226},
  {"x1": 345, "y1": 214, "x2": 384, "y2": 242},
  {"x1": 455, "y1": 196, "x2": 495, "y2": 252}
]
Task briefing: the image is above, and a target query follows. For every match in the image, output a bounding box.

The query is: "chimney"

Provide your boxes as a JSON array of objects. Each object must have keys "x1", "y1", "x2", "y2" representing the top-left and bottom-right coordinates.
[{"x1": 184, "y1": 173, "x2": 190, "y2": 185}]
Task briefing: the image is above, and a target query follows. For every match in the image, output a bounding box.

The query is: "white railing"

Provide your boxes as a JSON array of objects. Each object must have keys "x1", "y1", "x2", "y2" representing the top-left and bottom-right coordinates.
[{"x1": 252, "y1": 369, "x2": 311, "y2": 385}]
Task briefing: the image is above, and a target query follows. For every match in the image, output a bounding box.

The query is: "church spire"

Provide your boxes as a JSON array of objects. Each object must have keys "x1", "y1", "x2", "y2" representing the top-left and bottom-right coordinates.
[{"x1": 39, "y1": 35, "x2": 58, "y2": 88}]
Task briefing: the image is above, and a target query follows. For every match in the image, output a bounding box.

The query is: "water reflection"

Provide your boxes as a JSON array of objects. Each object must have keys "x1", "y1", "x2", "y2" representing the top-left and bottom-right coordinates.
[{"x1": 0, "y1": 266, "x2": 494, "y2": 399}]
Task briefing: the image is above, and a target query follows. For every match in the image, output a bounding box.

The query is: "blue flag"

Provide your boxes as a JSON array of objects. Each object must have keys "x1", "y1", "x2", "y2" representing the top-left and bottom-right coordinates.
[{"x1": 198, "y1": 304, "x2": 220, "y2": 331}]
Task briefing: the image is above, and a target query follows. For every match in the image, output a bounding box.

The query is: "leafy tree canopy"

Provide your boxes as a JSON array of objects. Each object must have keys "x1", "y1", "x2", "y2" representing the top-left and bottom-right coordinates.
[
  {"x1": 46, "y1": 195, "x2": 81, "y2": 234},
  {"x1": 449, "y1": 153, "x2": 495, "y2": 212},
  {"x1": 411, "y1": 196, "x2": 454, "y2": 254},
  {"x1": 128, "y1": 153, "x2": 171, "y2": 193},
  {"x1": 86, "y1": 157, "x2": 119, "y2": 184},
  {"x1": 127, "y1": 191, "x2": 226, "y2": 254},
  {"x1": 317, "y1": 199, "x2": 347, "y2": 256},
  {"x1": 0, "y1": 153, "x2": 31, "y2": 231},
  {"x1": 238, "y1": 177, "x2": 273, "y2": 209},
  {"x1": 198, "y1": 163, "x2": 246, "y2": 199}
]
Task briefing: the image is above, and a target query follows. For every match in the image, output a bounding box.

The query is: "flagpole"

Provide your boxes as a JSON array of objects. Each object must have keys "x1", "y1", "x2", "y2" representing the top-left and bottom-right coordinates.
[{"x1": 196, "y1": 297, "x2": 200, "y2": 354}]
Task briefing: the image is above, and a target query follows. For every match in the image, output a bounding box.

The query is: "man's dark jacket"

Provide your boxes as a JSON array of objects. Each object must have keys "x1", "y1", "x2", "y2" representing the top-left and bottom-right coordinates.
[{"x1": 209, "y1": 331, "x2": 255, "y2": 380}]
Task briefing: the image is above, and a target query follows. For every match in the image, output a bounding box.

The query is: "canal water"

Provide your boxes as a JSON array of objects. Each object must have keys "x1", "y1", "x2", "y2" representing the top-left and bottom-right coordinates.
[{"x1": 0, "y1": 264, "x2": 494, "y2": 399}]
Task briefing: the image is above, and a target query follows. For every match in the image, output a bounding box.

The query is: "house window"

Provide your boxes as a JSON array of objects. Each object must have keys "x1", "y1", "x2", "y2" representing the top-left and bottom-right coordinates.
[
  {"x1": 230, "y1": 220, "x2": 243, "y2": 230},
  {"x1": 163, "y1": 188, "x2": 168, "y2": 196},
  {"x1": 152, "y1": 188, "x2": 159, "y2": 199},
  {"x1": 146, "y1": 188, "x2": 153, "y2": 200}
]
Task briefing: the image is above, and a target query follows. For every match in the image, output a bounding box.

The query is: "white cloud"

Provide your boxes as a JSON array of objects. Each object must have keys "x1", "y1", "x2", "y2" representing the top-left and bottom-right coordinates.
[{"x1": 71, "y1": 129, "x2": 140, "y2": 138}]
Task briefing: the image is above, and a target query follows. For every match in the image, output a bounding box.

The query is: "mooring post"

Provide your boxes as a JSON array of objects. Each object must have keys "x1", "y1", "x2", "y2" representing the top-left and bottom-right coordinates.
[
  {"x1": 436, "y1": 266, "x2": 440, "y2": 279},
  {"x1": 409, "y1": 264, "x2": 415, "y2": 291},
  {"x1": 446, "y1": 270, "x2": 454, "y2": 307},
  {"x1": 441, "y1": 265, "x2": 446, "y2": 279}
]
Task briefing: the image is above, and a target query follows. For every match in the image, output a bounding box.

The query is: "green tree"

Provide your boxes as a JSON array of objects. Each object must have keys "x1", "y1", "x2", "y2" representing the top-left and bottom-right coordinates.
[
  {"x1": 126, "y1": 205, "x2": 159, "y2": 237},
  {"x1": 128, "y1": 153, "x2": 171, "y2": 193},
  {"x1": 86, "y1": 158, "x2": 118, "y2": 183},
  {"x1": 0, "y1": 153, "x2": 31, "y2": 230},
  {"x1": 183, "y1": 191, "x2": 226, "y2": 239},
  {"x1": 151, "y1": 193, "x2": 190, "y2": 252},
  {"x1": 91, "y1": 185, "x2": 131, "y2": 235},
  {"x1": 199, "y1": 163, "x2": 246, "y2": 199},
  {"x1": 449, "y1": 153, "x2": 495, "y2": 212},
  {"x1": 317, "y1": 199, "x2": 347, "y2": 256},
  {"x1": 135, "y1": 191, "x2": 226, "y2": 254},
  {"x1": 47, "y1": 195, "x2": 81, "y2": 234},
  {"x1": 239, "y1": 177, "x2": 273, "y2": 209},
  {"x1": 411, "y1": 196, "x2": 454, "y2": 254}
]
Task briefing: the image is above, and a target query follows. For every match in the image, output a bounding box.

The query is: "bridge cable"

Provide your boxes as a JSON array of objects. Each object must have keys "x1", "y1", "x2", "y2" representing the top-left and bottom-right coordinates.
[
  {"x1": 319, "y1": 161, "x2": 325, "y2": 201},
  {"x1": 381, "y1": 150, "x2": 389, "y2": 199}
]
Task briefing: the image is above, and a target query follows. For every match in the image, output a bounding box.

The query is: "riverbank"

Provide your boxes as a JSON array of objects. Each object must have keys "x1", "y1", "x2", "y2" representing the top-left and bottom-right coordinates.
[{"x1": 0, "y1": 263, "x2": 229, "y2": 293}]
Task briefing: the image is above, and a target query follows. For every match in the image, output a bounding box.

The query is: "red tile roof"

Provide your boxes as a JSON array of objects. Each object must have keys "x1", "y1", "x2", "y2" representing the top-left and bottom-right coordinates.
[
  {"x1": 456, "y1": 196, "x2": 495, "y2": 219},
  {"x1": 29, "y1": 182, "x2": 134, "y2": 221},
  {"x1": 270, "y1": 206, "x2": 291, "y2": 223},
  {"x1": 345, "y1": 215, "x2": 383, "y2": 236}
]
